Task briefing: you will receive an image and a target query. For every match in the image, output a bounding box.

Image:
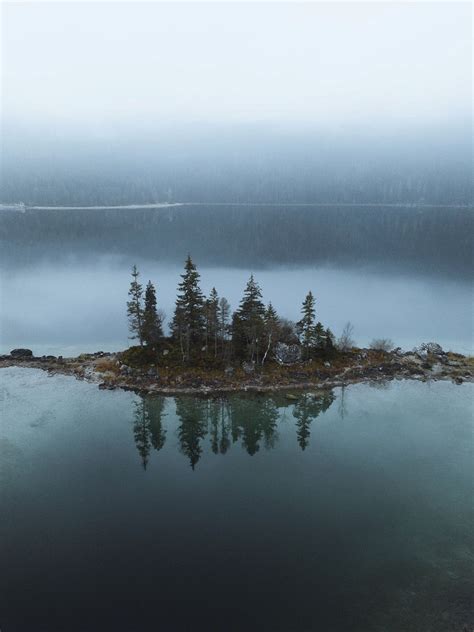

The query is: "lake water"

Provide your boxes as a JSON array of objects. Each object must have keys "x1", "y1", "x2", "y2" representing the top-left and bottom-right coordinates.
[
  {"x1": 1, "y1": 368, "x2": 472, "y2": 631},
  {"x1": 1, "y1": 258, "x2": 472, "y2": 356}
]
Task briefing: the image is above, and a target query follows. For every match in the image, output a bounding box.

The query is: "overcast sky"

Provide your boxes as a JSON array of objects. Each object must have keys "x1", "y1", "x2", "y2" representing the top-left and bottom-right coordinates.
[{"x1": 1, "y1": 2, "x2": 472, "y2": 132}]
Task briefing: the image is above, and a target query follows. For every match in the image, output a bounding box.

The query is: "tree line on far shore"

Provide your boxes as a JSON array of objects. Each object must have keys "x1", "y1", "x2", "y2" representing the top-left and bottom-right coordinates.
[{"x1": 127, "y1": 255, "x2": 357, "y2": 366}]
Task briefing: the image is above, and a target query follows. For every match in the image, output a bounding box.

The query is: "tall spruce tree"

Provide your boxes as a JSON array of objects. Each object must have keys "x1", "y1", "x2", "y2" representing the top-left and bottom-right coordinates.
[
  {"x1": 262, "y1": 302, "x2": 280, "y2": 364},
  {"x1": 233, "y1": 274, "x2": 266, "y2": 362},
  {"x1": 204, "y1": 287, "x2": 219, "y2": 357},
  {"x1": 296, "y1": 291, "x2": 317, "y2": 358},
  {"x1": 314, "y1": 321, "x2": 326, "y2": 348},
  {"x1": 143, "y1": 281, "x2": 163, "y2": 347},
  {"x1": 171, "y1": 255, "x2": 205, "y2": 361},
  {"x1": 127, "y1": 265, "x2": 144, "y2": 346},
  {"x1": 218, "y1": 296, "x2": 231, "y2": 358}
]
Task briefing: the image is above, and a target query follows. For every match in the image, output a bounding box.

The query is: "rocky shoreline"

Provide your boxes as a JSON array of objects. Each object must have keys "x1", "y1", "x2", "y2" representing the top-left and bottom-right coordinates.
[{"x1": 1, "y1": 344, "x2": 472, "y2": 396}]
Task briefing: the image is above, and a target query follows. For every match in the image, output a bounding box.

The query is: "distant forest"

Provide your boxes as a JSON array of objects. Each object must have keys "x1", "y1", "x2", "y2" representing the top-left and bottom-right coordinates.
[
  {"x1": 1, "y1": 125, "x2": 472, "y2": 207},
  {"x1": 1, "y1": 205, "x2": 471, "y2": 276}
]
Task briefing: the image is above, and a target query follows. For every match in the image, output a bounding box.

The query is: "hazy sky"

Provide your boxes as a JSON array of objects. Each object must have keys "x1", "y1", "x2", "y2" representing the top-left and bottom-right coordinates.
[{"x1": 1, "y1": 1, "x2": 472, "y2": 131}]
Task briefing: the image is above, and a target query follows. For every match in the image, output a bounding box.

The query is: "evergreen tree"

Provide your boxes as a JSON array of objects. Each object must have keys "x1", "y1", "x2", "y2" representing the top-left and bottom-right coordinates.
[
  {"x1": 296, "y1": 291, "x2": 317, "y2": 358},
  {"x1": 171, "y1": 255, "x2": 205, "y2": 361},
  {"x1": 325, "y1": 327, "x2": 335, "y2": 351},
  {"x1": 262, "y1": 302, "x2": 280, "y2": 364},
  {"x1": 233, "y1": 274, "x2": 266, "y2": 362},
  {"x1": 204, "y1": 287, "x2": 219, "y2": 357},
  {"x1": 218, "y1": 296, "x2": 231, "y2": 356},
  {"x1": 127, "y1": 265, "x2": 144, "y2": 346},
  {"x1": 143, "y1": 281, "x2": 163, "y2": 347},
  {"x1": 314, "y1": 321, "x2": 326, "y2": 348}
]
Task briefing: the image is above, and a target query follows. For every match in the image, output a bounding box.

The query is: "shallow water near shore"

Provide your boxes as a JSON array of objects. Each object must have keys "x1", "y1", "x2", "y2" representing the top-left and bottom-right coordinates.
[{"x1": 1, "y1": 368, "x2": 472, "y2": 631}]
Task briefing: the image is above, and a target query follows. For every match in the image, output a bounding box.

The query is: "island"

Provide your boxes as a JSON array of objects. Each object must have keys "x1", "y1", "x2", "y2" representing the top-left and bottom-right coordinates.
[{"x1": 2, "y1": 256, "x2": 472, "y2": 395}]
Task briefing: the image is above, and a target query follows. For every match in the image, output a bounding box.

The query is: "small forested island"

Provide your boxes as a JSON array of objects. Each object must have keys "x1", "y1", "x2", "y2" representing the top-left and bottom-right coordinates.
[{"x1": 2, "y1": 255, "x2": 472, "y2": 394}]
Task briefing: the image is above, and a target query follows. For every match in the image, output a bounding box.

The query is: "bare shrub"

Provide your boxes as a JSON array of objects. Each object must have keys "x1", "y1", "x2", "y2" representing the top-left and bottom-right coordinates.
[
  {"x1": 370, "y1": 338, "x2": 394, "y2": 352},
  {"x1": 337, "y1": 322, "x2": 355, "y2": 351}
]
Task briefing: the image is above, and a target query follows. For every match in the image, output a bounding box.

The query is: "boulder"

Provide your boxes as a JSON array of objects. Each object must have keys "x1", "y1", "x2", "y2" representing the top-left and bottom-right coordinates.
[
  {"x1": 413, "y1": 342, "x2": 445, "y2": 359},
  {"x1": 274, "y1": 342, "x2": 302, "y2": 365},
  {"x1": 242, "y1": 361, "x2": 255, "y2": 375},
  {"x1": 10, "y1": 348, "x2": 33, "y2": 358}
]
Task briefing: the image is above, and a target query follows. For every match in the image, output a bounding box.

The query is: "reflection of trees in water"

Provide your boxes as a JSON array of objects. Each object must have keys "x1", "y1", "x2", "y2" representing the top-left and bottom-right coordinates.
[
  {"x1": 338, "y1": 385, "x2": 347, "y2": 420},
  {"x1": 132, "y1": 390, "x2": 337, "y2": 469},
  {"x1": 293, "y1": 391, "x2": 336, "y2": 450},
  {"x1": 176, "y1": 398, "x2": 208, "y2": 470},
  {"x1": 208, "y1": 399, "x2": 231, "y2": 455},
  {"x1": 132, "y1": 396, "x2": 166, "y2": 469},
  {"x1": 229, "y1": 397, "x2": 279, "y2": 455}
]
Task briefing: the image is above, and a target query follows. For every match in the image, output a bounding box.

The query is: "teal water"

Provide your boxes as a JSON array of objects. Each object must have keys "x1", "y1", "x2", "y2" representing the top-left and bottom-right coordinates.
[{"x1": 1, "y1": 368, "x2": 472, "y2": 631}]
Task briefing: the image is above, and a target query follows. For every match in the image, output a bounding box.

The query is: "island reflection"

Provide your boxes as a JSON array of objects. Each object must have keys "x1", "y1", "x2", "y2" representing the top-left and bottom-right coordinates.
[{"x1": 133, "y1": 390, "x2": 336, "y2": 469}]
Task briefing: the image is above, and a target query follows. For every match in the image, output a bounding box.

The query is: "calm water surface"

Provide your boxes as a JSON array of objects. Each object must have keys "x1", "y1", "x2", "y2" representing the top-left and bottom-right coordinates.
[
  {"x1": 1, "y1": 368, "x2": 472, "y2": 631},
  {"x1": 1, "y1": 260, "x2": 472, "y2": 355}
]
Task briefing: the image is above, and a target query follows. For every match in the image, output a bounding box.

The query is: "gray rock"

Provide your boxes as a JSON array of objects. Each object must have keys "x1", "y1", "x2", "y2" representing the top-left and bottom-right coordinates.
[
  {"x1": 11, "y1": 348, "x2": 33, "y2": 358},
  {"x1": 162, "y1": 349, "x2": 169, "y2": 356},
  {"x1": 274, "y1": 342, "x2": 302, "y2": 365},
  {"x1": 324, "y1": 361, "x2": 331, "y2": 368},
  {"x1": 224, "y1": 366, "x2": 234, "y2": 376},
  {"x1": 413, "y1": 342, "x2": 445, "y2": 358}
]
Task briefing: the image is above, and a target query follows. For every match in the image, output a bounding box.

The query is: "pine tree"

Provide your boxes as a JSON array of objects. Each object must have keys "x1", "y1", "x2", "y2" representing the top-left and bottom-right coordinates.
[
  {"x1": 204, "y1": 287, "x2": 219, "y2": 357},
  {"x1": 262, "y1": 302, "x2": 280, "y2": 364},
  {"x1": 171, "y1": 255, "x2": 205, "y2": 361},
  {"x1": 314, "y1": 321, "x2": 326, "y2": 348},
  {"x1": 325, "y1": 327, "x2": 335, "y2": 351},
  {"x1": 218, "y1": 297, "x2": 231, "y2": 356},
  {"x1": 296, "y1": 291, "x2": 317, "y2": 358},
  {"x1": 233, "y1": 274, "x2": 266, "y2": 362},
  {"x1": 127, "y1": 265, "x2": 144, "y2": 346},
  {"x1": 143, "y1": 281, "x2": 163, "y2": 347}
]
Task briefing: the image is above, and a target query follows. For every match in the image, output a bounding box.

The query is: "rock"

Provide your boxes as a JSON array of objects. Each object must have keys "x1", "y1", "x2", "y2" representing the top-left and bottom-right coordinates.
[
  {"x1": 413, "y1": 342, "x2": 445, "y2": 359},
  {"x1": 147, "y1": 368, "x2": 159, "y2": 378},
  {"x1": 285, "y1": 393, "x2": 298, "y2": 401},
  {"x1": 324, "y1": 361, "x2": 331, "y2": 368},
  {"x1": 162, "y1": 349, "x2": 169, "y2": 356},
  {"x1": 274, "y1": 342, "x2": 302, "y2": 365},
  {"x1": 454, "y1": 376, "x2": 464, "y2": 385},
  {"x1": 224, "y1": 366, "x2": 234, "y2": 376},
  {"x1": 10, "y1": 348, "x2": 33, "y2": 358}
]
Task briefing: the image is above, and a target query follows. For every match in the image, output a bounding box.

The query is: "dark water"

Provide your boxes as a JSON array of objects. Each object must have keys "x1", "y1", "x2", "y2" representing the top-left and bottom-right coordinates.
[{"x1": 1, "y1": 369, "x2": 473, "y2": 631}]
